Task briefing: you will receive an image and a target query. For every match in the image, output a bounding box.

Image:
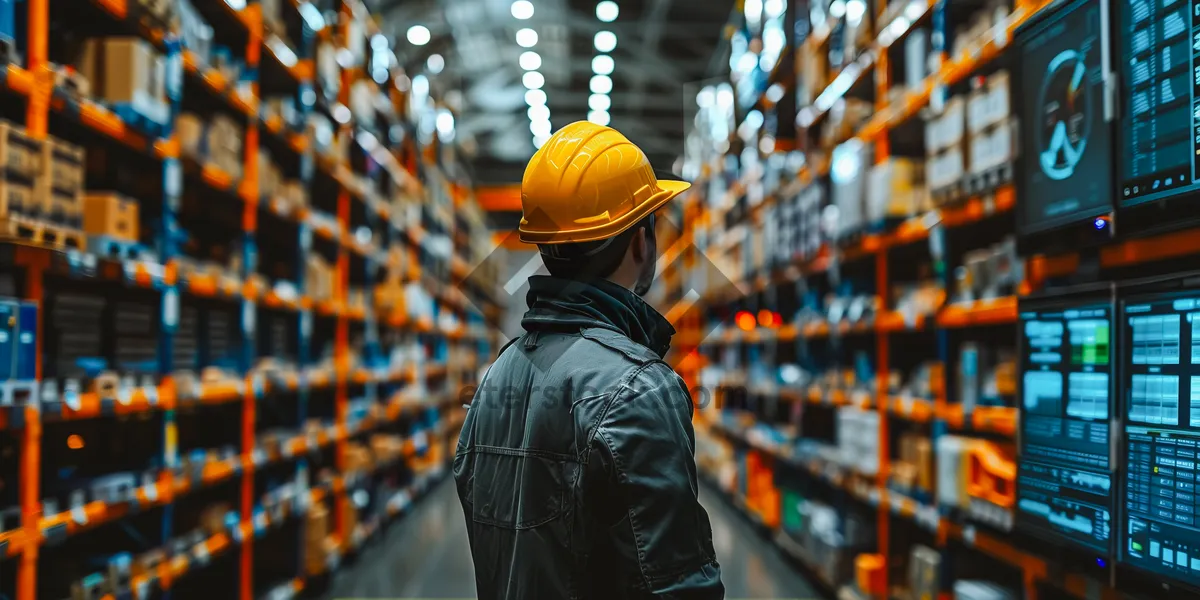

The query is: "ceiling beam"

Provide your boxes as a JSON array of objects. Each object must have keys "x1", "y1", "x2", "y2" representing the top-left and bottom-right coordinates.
[{"x1": 628, "y1": 0, "x2": 674, "y2": 113}]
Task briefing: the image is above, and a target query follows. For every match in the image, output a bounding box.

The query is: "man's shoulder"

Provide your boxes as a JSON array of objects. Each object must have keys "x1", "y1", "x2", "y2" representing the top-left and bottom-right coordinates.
[{"x1": 577, "y1": 326, "x2": 662, "y2": 366}]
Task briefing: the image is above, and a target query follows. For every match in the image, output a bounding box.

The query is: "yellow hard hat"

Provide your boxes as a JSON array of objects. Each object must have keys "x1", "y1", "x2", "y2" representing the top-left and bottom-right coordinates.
[{"x1": 519, "y1": 121, "x2": 691, "y2": 244}]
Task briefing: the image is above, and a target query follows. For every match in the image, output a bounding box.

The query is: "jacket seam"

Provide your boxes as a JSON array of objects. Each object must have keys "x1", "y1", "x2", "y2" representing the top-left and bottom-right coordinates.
[
  {"x1": 593, "y1": 361, "x2": 668, "y2": 591},
  {"x1": 457, "y1": 444, "x2": 578, "y2": 462}
]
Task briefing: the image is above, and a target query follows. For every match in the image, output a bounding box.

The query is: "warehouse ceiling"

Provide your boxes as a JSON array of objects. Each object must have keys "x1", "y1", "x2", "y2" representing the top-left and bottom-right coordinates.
[{"x1": 369, "y1": 0, "x2": 736, "y2": 184}]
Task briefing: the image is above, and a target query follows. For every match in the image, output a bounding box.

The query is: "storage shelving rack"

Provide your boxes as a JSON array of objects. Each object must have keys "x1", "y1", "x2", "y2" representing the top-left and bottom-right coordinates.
[
  {"x1": 0, "y1": 1, "x2": 500, "y2": 599},
  {"x1": 663, "y1": 1, "x2": 1140, "y2": 599}
]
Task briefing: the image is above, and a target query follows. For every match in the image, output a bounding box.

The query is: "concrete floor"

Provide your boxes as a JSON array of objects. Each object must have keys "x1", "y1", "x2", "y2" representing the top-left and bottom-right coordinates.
[{"x1": 325, "y1": 478, "x2": 820, "y2": 599}]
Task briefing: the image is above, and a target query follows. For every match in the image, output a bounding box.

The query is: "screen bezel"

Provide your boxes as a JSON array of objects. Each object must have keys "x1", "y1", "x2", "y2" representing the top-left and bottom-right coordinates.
[
  {"x1": 1014, "y1": 0, "x2": 1116, "y2": 241},
  {"x1": 1115, "y1": 273, "x2": 1200, "y2": 596},
  {"x1": 1112, "y1": 0, "x2": 1200, "y2": 237},
  {"x1": 1015, "y1": 286, "x2": 1117, "y2": 563}
]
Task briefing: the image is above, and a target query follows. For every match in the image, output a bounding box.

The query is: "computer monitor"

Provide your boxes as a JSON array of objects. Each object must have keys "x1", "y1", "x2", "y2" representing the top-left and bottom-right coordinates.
[
  {"x1": 1116, "y1": 0, "x2": 1200, "y2": 232},
  {"x1": 1017, "y1": 292, "x2": 1115, "y2": 559},
  {"x1": 1119, "y1": 284, "x2": 1200, "y2": 593},
  {"x1": 1016, "y1": 0, "x2": 1115, "y2": 248}
]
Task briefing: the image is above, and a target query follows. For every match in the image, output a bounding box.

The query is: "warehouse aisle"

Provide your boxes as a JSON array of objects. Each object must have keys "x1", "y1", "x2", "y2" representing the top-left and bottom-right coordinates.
[{"x1": 325, "y1": 479, "x2": 819, "y2": 599}]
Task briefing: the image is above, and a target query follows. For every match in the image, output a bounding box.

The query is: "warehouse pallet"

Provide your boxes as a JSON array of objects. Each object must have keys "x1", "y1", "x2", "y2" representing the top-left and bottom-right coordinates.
[{"x1": 0, "y1": 217, "x2": 85, "y2": 251}]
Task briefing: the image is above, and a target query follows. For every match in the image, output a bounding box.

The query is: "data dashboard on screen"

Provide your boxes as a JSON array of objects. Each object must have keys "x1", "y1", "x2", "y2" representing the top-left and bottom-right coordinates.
[
  {"x1": 1119, "y1": 0, "x2": 1200, "y2": 205},
  {"x1": 1121, "y1": 293, "x2": 1200, "y2": 588},
  {"x1": 1018, "y1": 301, "x2": 1113, "y2": 553},
  {"x1": 1017, "y1": 0, "x2": 1113, "y2": 233}
]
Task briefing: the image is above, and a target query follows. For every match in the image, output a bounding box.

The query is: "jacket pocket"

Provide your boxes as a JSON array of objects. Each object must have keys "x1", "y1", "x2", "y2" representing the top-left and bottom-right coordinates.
[{"x1": 469, "y1": 445, "x2": 574, "y2": 530}]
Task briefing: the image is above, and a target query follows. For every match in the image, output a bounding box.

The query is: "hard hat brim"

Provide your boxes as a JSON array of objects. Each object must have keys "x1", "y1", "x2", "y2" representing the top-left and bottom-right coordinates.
[{"x1": 519, "y1": 178, "x2": 692, "y2": 245}]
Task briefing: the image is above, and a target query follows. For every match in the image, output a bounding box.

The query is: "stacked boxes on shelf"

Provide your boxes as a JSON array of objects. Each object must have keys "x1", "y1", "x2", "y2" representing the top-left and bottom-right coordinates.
[
  {"x1": 925, "y1": 96, "x2": 967, "y2": 199},
  {"x1": 77, "y1": 37, "x2": 169, "y2": 133},
  {"x1": 178, "y1": 112, "x2": 245, "y2": 179},
  {"x1": 0, "y1": 120, "x2": 86, "y2": 248},
  {"x1": 966, "y1": 71, "x2": 1016, "y2": 185}
]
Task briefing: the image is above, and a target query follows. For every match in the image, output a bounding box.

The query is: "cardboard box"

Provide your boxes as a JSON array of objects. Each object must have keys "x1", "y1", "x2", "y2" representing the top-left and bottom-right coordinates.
[
  {"x1": 44, "y1": 137, "x2": 85, "y2": 196},
  {"x1": 0, "y1": 179, "x2": 35, "y2": 220},
  {"x1": 305, "y1": 505, "x2": 330, "y2": 574},
  {"x1": 868, "y1": 157, "x2": 925, "y2": 222},
  {"x1": 78, "y1": 38, "x2": 168, "y2": 124},
  {"x1": 177, "y1": 113, "x2": 204, "y2": 159},
  {"x1": 967, "y1": 71, "x2": 1011, "y2": 134},
  {"x1": 925, "y1": 96, "x2": 965, "y2": 155},
  {"x1": 83, "y1": 193, "x2": 139, "y2": 241},
  {"x1": 968, "y1": 118, "x2": 1017, "y2": 175},
  {"x1": 207, "y1": 115, "x2": 244, "y2": 178},
  {"x1": 0, "y1": 121, "x2": 40, "y2": 183},
  {"x1": 927, "y1": 147, "x2": 965, "y2": 192},
  {"x1": 199, "y1": 502, "x2": 230, "y2": 537}
]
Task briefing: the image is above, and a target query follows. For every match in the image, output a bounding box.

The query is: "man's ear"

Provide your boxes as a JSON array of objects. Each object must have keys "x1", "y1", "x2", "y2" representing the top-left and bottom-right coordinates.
[{"x1": 630, "y1": 227, "x2": 648, "y2": 262}]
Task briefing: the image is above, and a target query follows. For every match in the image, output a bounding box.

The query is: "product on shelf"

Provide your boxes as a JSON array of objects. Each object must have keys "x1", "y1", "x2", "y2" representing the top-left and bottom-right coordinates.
[
  {"x1": 837, "y1": 406, "x2": 880, "y2": 475},
  {"x1": 77, "y1": 37, "x2": 169, "y2": 128},
  {"x1": 260, "y1": 0, "x2": 285, "y2": 37},
  {"x1": 954, "y1": 581, "x2": 1017, "y2": 600},
  {"x1": 42, "y1": 137, "x2": 85, "y2": 229},
  {"x1": 854, "y1": 553, "x2": 887, "y2": 597},
  {"x1": 305, "y1": 503, "x2": 331, "y2": 575},
  {"x1": 867, "y1": 157, "x2": 928, "y2": 224},
  {"x1": 952, "y1": 237, "x2": 1022, "y2": 303},
  {"x1": 831, "y1": 138, "x2": 873, "y2": 240},
  {"x1": 306, "y1": 255, "x2": 333, "y2": 302},
  {"x1": 936, "y1": 435, "x2": 1015, "y2": 529},
  {"x1": 82, "y1": 193, "x2": 139, "y2": 243},
  {"x1": 207, "y1": 114, "x2": 245, "y2": 179},
  {"x1": 890, "y1": 432, "x2": 934, "y2": 496},
  {"x1": 174, "y1": 0, "x2": 212, "y2": 63},
  {"x1": 926, "y1": 96, "x2": 967, "y2": 195},
  {"x1": 0, "y1": 297, "x2": 39, "y2": 406},
  {"x1": 258, "y1": 148, "x2": 281, "y2": 199}
]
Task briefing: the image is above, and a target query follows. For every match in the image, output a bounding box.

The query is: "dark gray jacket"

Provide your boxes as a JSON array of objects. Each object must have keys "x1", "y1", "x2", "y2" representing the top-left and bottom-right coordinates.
[{"x1": 454, "y1": 276, "x2": 723, "y2": 600}]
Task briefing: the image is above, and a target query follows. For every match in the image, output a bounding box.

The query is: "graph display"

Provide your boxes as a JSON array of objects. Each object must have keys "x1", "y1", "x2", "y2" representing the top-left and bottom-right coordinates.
[
  {"x1": 1018, "y1": 0, "x2": 1113, "y2": 233},
  {"x1": 1018, "y1": 300, "x2": 1114, "y2": 552},
  {"x1": 1121, "y1": 293, "x2": 1200, "y2": 588},
  {"x1": 1119, "y1": 0, "x2": 1200, "y2": 206}
]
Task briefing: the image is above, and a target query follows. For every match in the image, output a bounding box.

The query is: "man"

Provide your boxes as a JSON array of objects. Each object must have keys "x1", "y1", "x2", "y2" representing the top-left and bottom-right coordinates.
[{"x1": 454, "y1": 121, "x2": 724, "y2": 600}]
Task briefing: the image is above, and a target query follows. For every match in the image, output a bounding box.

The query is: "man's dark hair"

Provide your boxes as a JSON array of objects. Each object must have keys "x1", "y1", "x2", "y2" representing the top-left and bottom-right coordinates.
[{"x1": 537, "y1": 214, "x2": 654, "y2": 279}]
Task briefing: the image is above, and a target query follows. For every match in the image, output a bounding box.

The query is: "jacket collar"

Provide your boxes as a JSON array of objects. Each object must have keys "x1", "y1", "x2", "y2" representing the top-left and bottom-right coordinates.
[{"x1": 521, "y1": 275, "x2": 675, "y2": 358}]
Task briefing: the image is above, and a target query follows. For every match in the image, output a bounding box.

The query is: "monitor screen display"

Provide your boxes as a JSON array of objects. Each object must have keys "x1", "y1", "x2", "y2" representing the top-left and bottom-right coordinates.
[
  {"x1": 1119, "y1": 0, "x2": 1198, "y2": 205},
  {"x1": 1120, "y1": 292, "x2": 1200, "y2": 588},
  {"x1": 1017, "y1": 300, "x2": 1114, "y2": 553},
  {"x1": 1017, "y1": 0, "x2": 1113, "y2": 233}
]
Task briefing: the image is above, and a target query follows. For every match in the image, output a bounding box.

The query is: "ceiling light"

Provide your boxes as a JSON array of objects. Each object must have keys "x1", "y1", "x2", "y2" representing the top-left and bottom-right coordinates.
[
  {"x1": 533, "y1": 134, "x2": 550, "y2": 148},
  {"x1": 764, "y1": 0, "x2": 785, "y2": 18},
  {"x1": 406, "y1": 25, "x2": 431, "y2": 46},
  {"x1": 436, "y1": 110, "x2": 455, "y2": 135},
  {"x1": 523, "y1": 71, "x2": 545, "y2": 89},
  {"x1": 596, "y1": 1, "x2": 619, "y2": 22},
  {"x1": 531, "y1": 119, "x2": 552, "y2": 137},
  {"x1": 594, "y1": 31, "x2": 617, "y2": 52},
  {"x1": 528, "y1": 104, "x2": 550, "y2": 121},
  {"x1": 829, "y1": 0, "x2": 846, "y2": 18},
  {"x1": 525, "y1": 89, "x2": 547, "y2": 105},
  {"x1": 592, "y1": 54, "x2": 614, "y2": 75},
  {"x1": 744, "y1": 0, "x2": 762, "y2": 20},
  {"x1": 588, "y1": 93, "x2": 611, "y2": 111},
  {"x1": 511, "y1": 0, "x2": 534, "y2": 19},
  {"x1": 520, "y1": 51, "x2": 542, "y2": 70},
  {"x1": 845, "y1": 0, "x2": 867, "y2": 25},
  {"x1": 587, "y1": 110, "x2": 610, "y2": 126},
  {"x1": 427, "y1": 53, "x2": 445, "y2": 74},
  {"x1": 589, "y1": 74, "x2": 612, "y2": 94},
  {"x1": 765, "y1": 83, "x2": 785, "y2": 103},
  {"x1": 716, "y1": 85, "x2": 734, "y2": 108},
  {"x1": 516, "y1": 28, "x2": 539, "y2": 48}
]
